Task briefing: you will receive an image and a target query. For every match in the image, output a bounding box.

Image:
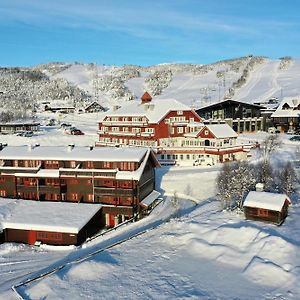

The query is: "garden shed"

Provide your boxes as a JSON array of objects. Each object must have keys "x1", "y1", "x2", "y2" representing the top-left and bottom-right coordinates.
[{"x1": 243, "y1": 191, "x2": 291, "y2": 225}]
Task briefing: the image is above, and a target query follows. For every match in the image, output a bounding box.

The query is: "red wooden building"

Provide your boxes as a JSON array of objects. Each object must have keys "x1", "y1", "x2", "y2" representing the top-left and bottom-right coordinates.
[
  {"x1": 0, "y1": 145, "x2": 160, "y2": 227},
  {"x1": 1, "y1": 199, "x2": 103, "y2": 245},
  {"x1": 97, "y1": 93, "x2": 248, "y2": 166},
  {"x1": 97, "y1": 92, "x2": 202, "y2": 148},
  {"x1": 243, "y1": 191, "x2": 291, "y2": 225}
]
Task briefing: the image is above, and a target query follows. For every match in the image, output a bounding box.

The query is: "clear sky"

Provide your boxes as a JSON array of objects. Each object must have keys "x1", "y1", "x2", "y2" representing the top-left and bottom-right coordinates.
[{"x1": 0, "y1": 0, "x2": 299, "y2": 67}]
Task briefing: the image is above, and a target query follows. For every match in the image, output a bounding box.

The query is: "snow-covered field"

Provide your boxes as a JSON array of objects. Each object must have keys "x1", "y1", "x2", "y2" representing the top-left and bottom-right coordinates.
[{"x1": 0, "y1": 111, "x2": 300, "y2": 299}]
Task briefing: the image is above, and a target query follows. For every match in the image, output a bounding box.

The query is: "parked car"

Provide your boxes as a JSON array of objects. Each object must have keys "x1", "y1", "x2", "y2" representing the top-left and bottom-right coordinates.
[
  {"x1": 16, "y1": 131, "x2": 34, "y2": 137},
  {"x1": 290, "y1": 136, "x2": 300, "y2": 141},
  {"x1": 60, "y1": 123, "x2": 72, "y2": 128},
  {"x1": 71, "y1": 129, "x2": 84, "y2": 135},
  {"x1": 268, "y1": 127, "x2": 280, "y2": 134},
  {"x1": 64, "y1": 126, "x2": 77, "y2": 134},
  {"x1": 23, "y1": 131, "x2": 34, "y2": 137}
]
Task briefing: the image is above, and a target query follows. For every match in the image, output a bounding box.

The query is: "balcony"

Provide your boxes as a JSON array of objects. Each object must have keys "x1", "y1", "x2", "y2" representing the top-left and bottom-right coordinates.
[
  {"x1": 104, "y1": 131, "x2": 137, "y2": 136},
  {"x1": 59, "y1": 168, "x2": 117, "y2": 178},
  {"x1": 94, "y1": 187, "x2": 136, "y2": 196},
  {"x1": 16, "y1": 185, "x2": 38, "y2": 192},
  {"x1": 101, "y1": 120, "x2": 148, "y2": 127},
  {"x1": 38, "y1": 184, "x2": 67, "y2": 193}
]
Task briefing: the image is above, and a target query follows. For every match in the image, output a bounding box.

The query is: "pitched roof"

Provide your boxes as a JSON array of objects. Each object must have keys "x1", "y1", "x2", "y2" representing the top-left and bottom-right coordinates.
[
  {"x1": 271, "y1": 97, "x2": 300, "y2": 118},
  {"x1": 105, "y1": 98, "x2": 196, "y2": 123},
  {"x1": 200, "y1": 124, "x2": 238, "y2": 138},
  {"x1": 141, "y1": 91, "x2": 152, "y2": 102},
  {"x1": 197, "y1": 99, "x2": 265, "y2": 111},
  {"x1": 243, "y1": 191, "x2": 291, "y2": 211}
]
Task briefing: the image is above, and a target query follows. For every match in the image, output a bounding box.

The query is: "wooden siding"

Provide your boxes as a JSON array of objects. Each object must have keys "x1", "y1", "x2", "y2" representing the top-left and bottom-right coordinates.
[{"x1": 244, "y1": 203, "x2": 289, "y2": 225}]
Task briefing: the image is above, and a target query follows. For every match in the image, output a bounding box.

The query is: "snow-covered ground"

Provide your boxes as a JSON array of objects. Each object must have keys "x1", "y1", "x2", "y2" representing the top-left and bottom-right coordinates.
[
  {"x1": 1, "y1": 112, "x2": 300, "y2": 299},
  {"x1": 10, "y1": 164, "x2": 300, "y2": 300}
]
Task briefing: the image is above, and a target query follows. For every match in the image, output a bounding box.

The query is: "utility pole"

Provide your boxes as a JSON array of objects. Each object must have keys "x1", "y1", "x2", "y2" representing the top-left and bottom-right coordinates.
[{"x1": 93, "y1": 63, "x2": 99, "y2": 102}]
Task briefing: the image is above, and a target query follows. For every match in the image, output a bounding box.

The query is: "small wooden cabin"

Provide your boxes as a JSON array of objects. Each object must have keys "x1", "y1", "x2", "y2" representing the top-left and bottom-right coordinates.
[
  {"x1": 0, "y1": 122, "x2": 40, "y2": 134},
  {"x1": 243, "y1": 191, "x2": 291, "y2": 225},
  {"x1": 84, "y1": 101, "x2": 105, "y2": 113},
  {"x1": 1, "y1": 200, "x2": 103, "y2": 246}
]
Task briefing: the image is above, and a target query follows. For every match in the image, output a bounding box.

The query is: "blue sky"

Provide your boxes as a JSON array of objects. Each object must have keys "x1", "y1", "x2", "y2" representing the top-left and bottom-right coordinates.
[{"x1": 0, "y1": 0, "x2": 299, "y2": 66}]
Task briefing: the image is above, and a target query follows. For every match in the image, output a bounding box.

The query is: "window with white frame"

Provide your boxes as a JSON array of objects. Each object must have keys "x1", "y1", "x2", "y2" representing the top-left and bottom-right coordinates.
[
  {"x1": 177, "y1": 127, "x2": 184, "y2": 133},
  {"x1": 145, "y1": 128, "x2": 154, "y2": 133},
  {"x1": 177, "y1": 110, "x2": 183, "y2": 115}
]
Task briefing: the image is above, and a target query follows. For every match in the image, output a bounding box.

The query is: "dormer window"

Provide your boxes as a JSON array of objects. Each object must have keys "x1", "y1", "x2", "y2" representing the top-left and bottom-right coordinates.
[{"x1": 177, "y1": 111, "x2": 183, "y2": 115}]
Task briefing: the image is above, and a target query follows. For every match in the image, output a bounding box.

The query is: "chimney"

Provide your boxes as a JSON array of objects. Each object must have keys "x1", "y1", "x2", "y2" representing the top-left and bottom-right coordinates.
[
  {"x1": 67, "y1": 144, "x2": 75, "y2": 152},
  {"x1": 89, "y1": 145, "x2": 94, "y2": 151},
  {"x1": 141, "y1": 91, "x2": 152, "y2": 104},
  {"x1": 255, "y1": 183, "x2": 264, "y2": 192}
]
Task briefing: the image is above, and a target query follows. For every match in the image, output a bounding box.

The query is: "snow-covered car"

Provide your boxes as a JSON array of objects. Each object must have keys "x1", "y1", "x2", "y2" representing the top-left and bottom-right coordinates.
[
  {"x1": 193, "y1": 157, "x2": 214, "y2": 166},
  {"x1": 290, "y1": 136, "x2": 300, "y2": 141}
]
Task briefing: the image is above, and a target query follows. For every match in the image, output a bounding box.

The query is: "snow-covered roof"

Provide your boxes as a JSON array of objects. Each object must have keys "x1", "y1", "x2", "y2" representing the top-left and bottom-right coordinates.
[
  {"x1": 116, "y1": 148, "x2": 160, "y2": 181},
  {"x1": 243, "y1": 191, "x2": 291, "y2": 211},
  {"x1": 14, "y1": 170, "x2": 60, "y2": 178},
  {"x1": 105, "y1": 98, "x2": 195, "y2": 123},
  {"x1": 0, "y1": 200, "x2": 102, "y2": 233},
  {"x1": 0, "y1": 145, "x2": 147, "y2": 162},
  {"x1": 204, "y1": 124, "x2": 238, "y2": 138},
  {"x1": 271, "y1": 98, "x2": 300, "y2": 118},
  {"x1": 0, "y1": 121, "x2": 40, "y2": 126},
  {"x1": 140, "y1": 190, "x2": 160, "y2": 207},
  {"x1": 271, "y1": 109, "x2": 300, "y2": 118}
]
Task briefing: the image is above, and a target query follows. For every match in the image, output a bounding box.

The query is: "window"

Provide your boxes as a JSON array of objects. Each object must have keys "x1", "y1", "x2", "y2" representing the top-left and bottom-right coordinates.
[
  {"x1": 177, "y1": 110, "x2": 183, "y2": 115},
  {"x1": 70, "y1": 161, "x2": 76, "y2": 168},
  {"x1": 257, "y1": 208, "x2": 268, "y2": 217},
  {"x1": 0, "y1": 190, "x2": 6, "y2": 197},
  {"x1": 145, "y1": 128, "x2": 154, "y2": 133},
  {"x1": 177, "y1": 127, "x2": 183, "y2": 133},
  {"x1": 70, "y1": 193, "x2": 78, "y2": 201},
  {"x1": 103, "y1": 161, "x2": 111, "y2": 168},
  {"x1": 45, "y1": 160, "x2": 59, "y2": 169},
  {"x1": 204, "y1": 130, "x2": 209, "y2": 135},
  {"x1": 87, "y1": 179, "x2": 93, "y2": 185},
  {"x1": 87, "y1": 161, "x2": 94, "y2": 168},
  {"x1": 37, "y1": 231, "x2": 62, "y2": 241},
  {"x1": 87, "y1": 194, "x2": 94, "y2": 201},
  {"x1": 189, "y1": 117, "x2": 194, "y2": 122}
]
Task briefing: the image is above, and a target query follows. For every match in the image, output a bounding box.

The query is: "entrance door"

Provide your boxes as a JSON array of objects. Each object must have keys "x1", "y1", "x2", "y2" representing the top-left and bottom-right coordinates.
[
  {"x1": 106, "y1": 214, "x2": 115, "y2": 227},
  {"x1": 28, "y1": 230, "x2": 36, "y2": 245}
]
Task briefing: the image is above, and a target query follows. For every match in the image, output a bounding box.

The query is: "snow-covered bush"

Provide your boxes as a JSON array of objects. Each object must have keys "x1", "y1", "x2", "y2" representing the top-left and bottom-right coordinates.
[{"x1": 279, "y1": 56, "x2": 293, "y2": 70}]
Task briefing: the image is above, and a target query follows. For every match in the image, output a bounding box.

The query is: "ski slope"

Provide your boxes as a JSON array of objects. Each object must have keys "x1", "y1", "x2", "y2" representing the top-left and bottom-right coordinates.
[{"x1": 49, "y1": 57, "x2": 300, "y2": 110}]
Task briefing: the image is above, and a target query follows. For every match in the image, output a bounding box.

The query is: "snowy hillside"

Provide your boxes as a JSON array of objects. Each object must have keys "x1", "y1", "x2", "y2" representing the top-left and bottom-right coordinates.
[
  {"x1": 1, "y1": 56, "x2": 300, "y2": 121},
  {"x1": 47, "y1": 56, "x2": 300, "y2": 109}
]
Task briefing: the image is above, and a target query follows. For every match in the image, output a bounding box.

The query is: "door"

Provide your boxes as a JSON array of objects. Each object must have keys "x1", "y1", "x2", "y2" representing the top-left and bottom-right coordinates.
[{"x1": 28, "y1": 230, "x2": 36, "y2": 245}]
